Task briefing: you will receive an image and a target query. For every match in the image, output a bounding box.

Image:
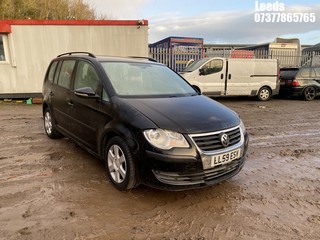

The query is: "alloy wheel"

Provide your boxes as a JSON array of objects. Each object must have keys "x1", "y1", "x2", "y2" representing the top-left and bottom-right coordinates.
[
  {"x1": 304, "y1": 87, "x2": 316, "y2": 101},
  {"x1": 44, "y1": 111, "x2": 53, "y2": 135},
  {"x1": 107, "y1": 144, "x2": 127, "y2": 183}
]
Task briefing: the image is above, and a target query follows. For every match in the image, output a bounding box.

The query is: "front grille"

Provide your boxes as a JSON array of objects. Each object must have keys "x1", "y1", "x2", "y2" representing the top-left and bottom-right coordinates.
[
  {"x1": 153, "y1": 157, "x2": 244, "y2": 186},
  {"x1": 190, "y1": 127, "x2": 241, "y2": 152}
]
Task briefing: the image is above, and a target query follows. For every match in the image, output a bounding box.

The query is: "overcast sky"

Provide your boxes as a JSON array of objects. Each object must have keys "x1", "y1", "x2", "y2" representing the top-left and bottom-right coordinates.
[{"x1": 87, "y1": 0, "x2": 320, "y2": 45}]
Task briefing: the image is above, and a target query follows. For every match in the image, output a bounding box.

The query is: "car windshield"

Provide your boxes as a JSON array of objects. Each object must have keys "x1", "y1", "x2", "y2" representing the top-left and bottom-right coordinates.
[
  {"x1": 180, "y1": 58, "x2": 210, "y2": 72},
  {"x1": 101, "y1": 62, "x2": 197, "y2": 97}
]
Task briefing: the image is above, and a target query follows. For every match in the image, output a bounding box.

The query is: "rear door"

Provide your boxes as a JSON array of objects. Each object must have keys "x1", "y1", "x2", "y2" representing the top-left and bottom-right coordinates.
[{"x1": 50, "y1": 59, "x2": 76, "y2": 132}]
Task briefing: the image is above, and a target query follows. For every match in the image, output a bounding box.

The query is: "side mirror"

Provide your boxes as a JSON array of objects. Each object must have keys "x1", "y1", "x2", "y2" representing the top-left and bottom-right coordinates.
[
  {"x1": 192, "y1": 85, "x2": 201, "y2": 94},
  {"x1": 75, "y1": 87, "x2": 99, "y2": 98},
  {"x1": 199, "y1": 68, "x2": 205, "y2": 76}
]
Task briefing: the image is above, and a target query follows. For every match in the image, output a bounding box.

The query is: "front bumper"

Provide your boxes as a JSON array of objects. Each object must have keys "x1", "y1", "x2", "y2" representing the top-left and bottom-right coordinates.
[{"x1": 138, "y1": 131, "x2": 249, "y2": 191}]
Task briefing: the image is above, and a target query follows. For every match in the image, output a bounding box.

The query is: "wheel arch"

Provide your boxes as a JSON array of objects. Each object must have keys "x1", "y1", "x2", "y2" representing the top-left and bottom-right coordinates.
[
  {"x1": 42, "y1": 102, "x2": 50, "y2": 115},
  {"x1": 302, "y1": 85, "x2": 317, "y2": 92},
  {"x1": 259, "y1": 85, "x2": 272, "y2": 95},
  {"x1": 42, "y1": 102, "x2": 57, "y2": 124},
  {"x1": 98, "y1": 123, "x2": 138, "y2": 160}
]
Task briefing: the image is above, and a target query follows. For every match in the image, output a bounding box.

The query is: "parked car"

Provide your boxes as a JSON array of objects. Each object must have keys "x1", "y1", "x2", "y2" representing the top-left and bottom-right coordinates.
[
  {"x1": 279, "y1": 66, "x2": 320, "y2": 100},
  {"x1": 42, "y1": 52, "x2": 249, "y2": 191}
]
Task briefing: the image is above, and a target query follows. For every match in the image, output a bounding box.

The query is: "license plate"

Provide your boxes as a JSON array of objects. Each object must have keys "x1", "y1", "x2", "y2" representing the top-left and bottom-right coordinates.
[{"x1": 211, "y1": 148, "x2": 241, "y2": 167}]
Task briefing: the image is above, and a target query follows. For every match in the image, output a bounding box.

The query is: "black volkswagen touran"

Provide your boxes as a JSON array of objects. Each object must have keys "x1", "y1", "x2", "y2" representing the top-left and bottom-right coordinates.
[{"x1": 42, "y1": 52, "x2": 249, "y2": 191}]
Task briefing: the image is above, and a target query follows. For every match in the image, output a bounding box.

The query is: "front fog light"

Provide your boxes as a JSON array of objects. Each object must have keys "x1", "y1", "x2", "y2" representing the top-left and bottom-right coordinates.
[{"x1": 201, "y1": 155, "x2": 211, "y2": 169}]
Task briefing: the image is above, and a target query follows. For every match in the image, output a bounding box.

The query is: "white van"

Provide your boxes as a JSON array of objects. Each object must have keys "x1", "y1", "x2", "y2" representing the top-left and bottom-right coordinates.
[{"x1": 180, "y1": 57, "x2": 280, "y2": 101}]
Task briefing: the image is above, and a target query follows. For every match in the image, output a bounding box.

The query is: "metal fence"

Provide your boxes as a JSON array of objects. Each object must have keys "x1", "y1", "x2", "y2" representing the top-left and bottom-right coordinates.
[
  {"x1": 148, "y1": 47, "x2": 203, "y2": 72},
  {"x1": 149, "y1": 47, "x2": 320, "y2": 72}
]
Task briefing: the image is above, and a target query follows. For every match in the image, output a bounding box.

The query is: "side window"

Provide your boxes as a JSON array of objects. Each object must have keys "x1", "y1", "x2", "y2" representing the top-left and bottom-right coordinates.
[
  {"x1": 102, "y1": 89, "x2": 110, "y2": 102},
  {"x1": 299, "y1": 68, "x2": 311, "y2": 78},
  {"x1": 47, "y1": 61, "x2": 58, "y2": 82},
  {"x1": 315, "y1": 68, "x2": 320, "y2": 77},
  {"x1": 0, "y1": 35, "x2": 6, "y2": 61},
  {"x1": 310, "y1": 68, "x2": 316, "y2": 78},
  {"x1": 57, "y1": 60, "x2": 76, "y2": 89},
  {"x1": 201, "y1": 59, "x2": 223, "y2": 75},
  {"x1": 53, "y1": 61, "x2": 62, "y2": 84},
  {"x1": 74, "y1": 61, "x2": 99, "y2": 92}
]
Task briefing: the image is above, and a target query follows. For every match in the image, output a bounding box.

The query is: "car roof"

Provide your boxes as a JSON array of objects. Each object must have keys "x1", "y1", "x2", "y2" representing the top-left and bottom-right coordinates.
[{"x1": 54, "y1": 52, "x2": 160, "y2": 64}]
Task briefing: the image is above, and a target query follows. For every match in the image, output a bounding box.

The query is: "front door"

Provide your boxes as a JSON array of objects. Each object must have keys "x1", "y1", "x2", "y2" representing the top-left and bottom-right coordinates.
[
  {"x1": 198, "y1": 59, "x2": 226, "y2": 96},
  {"x1": 68, "y1": 60, "x2": 106, "y2": 151}
]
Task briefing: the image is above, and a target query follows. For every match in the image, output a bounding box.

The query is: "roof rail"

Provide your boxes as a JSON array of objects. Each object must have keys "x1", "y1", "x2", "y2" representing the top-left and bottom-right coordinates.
[
  {"x1": 57, "y1": 52, "x2": 96, "y2": 58},
  {"x1": 129, "y1": 56, "x2": 158, "y2": 62}
]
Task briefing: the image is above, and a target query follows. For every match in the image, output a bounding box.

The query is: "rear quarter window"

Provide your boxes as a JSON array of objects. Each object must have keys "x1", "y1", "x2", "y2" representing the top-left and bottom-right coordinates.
[
  {"x1": 47, "y1": 61, "x2": 58, "y2": 82},
  {"x1": 299, "y1": 68, "x2": 311, "y2": 78}
]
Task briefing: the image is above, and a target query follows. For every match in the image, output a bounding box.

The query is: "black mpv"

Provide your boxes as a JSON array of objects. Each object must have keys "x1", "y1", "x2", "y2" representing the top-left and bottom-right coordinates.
[{"x1": 42, "y1": 52, "x2": 249, "y2": 191}]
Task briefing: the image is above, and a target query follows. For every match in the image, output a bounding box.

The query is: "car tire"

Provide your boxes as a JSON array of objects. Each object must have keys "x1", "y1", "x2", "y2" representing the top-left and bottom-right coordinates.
[
  {"x1": 303, "y1": 86, "x2": 316, "y2": 101},
  {"x1": 258, "y1": 87, "x2": 271, "y2": 101},
  {"x1": 104, "y1": 136, "x2": 138, "y2": 191},
  {"x1": 43, "y1": 108, "x2": 62, "y2": 139}
]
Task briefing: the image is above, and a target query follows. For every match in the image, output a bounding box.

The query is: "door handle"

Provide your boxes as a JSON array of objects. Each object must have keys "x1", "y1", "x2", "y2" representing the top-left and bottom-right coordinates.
[
  {"x1": 228, "y1": 74, "x2": 231, "y2": 80},
  {"x1": 220, "y1": 73, "x2": 224, "y2": 79},
  {"x1": 49, "y1": 91, "x2": 54, "y2": 96}
]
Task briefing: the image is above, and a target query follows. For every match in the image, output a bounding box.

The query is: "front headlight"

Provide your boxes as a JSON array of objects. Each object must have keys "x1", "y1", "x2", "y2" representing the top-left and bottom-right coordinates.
[
  {"x1": 143, "y1": 129, "x2": 189, "y2": 150},
  {"x1": 239, "y1": 119, "x2": 246, "y2": 134}
]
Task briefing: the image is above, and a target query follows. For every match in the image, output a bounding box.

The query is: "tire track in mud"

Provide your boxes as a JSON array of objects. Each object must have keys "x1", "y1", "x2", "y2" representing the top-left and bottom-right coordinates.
[{"x1": 1, "y1": 101, "x2": 320, "y2": 240}]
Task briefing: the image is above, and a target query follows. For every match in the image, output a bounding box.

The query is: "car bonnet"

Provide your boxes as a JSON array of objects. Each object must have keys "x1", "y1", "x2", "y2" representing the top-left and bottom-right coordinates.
[{"x1": 119, "y1": 95, "x2": 240, "y2": 134}]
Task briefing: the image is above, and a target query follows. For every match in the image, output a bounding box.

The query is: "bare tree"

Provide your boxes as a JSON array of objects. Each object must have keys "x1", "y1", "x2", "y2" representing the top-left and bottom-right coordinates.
[{"x1": 0, "y1": 0, "x2": 101, "y2": 20}]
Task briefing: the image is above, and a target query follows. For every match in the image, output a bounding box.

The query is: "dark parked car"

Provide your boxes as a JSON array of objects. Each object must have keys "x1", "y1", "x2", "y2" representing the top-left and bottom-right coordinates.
[
  {"x1": 42, "y1": 52, "x2": 249, "y2": 191},
  {"x1": 279, "y1": 66, "x2": 320, "y2": 100}
]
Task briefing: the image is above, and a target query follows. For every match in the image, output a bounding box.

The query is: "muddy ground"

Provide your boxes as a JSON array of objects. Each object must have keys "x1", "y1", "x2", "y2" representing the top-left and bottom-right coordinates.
[{"x1": 0, "y1": 97, "x2": 319, "y2": 240}]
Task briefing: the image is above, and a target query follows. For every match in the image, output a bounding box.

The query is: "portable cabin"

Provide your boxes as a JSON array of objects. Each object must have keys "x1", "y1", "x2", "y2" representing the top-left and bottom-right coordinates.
[
  {"x1": 0, "y1": 19, "x2": 148, "y2": 98},
  {"x1": 238, "y1": 38, "x2": 301, "y2": 68}
]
